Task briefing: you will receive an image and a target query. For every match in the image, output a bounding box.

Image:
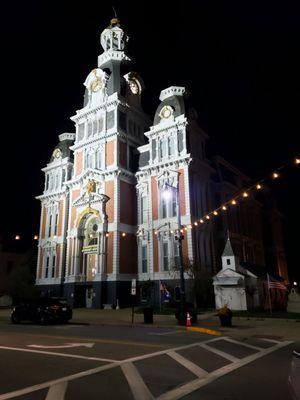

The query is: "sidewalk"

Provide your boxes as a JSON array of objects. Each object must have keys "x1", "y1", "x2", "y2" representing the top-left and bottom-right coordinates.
[{"x1": 1, "y1": 307, "x2": 299, "y2": 341}]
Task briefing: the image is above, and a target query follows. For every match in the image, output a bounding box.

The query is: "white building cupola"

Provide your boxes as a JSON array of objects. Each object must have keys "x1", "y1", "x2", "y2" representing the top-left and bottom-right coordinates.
[
  {"x1": 221, "y1": 233, "x2": 239, "y2": 271},
  {"x1": 100, "y1": 18, "x2": 128, "y2": 52}
]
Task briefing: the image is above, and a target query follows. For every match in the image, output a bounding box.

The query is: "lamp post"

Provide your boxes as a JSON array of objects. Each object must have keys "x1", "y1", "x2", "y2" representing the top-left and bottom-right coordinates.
[{"x1": 162, "y1": 182, "x2": 186, "y2": 326}]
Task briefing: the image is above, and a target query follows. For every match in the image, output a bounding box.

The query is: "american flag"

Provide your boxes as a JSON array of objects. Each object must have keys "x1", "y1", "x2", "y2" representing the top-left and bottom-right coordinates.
[{"x1": 267, "y1": 274, "x2": 287, "y2": 290}]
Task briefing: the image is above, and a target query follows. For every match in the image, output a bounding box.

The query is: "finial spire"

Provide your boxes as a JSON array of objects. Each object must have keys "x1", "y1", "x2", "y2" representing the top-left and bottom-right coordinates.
[{"x1": 110, "y1": 6, "x2": 120, "y2": 26}]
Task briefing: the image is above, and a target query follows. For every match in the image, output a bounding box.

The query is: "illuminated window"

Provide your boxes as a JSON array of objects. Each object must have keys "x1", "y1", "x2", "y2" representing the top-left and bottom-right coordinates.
[
  {"x1": 142, "y1": 245, "x2": 147, "y2": 273},
  {"x1": 51, "y1": 256, "x2": 56, "y2": 278},
  {"x1": 141, "y1": 195, "x2": 147, "y2": 224},
  {"x1": 45, "y1": 256, "x2": 49, "y2": 278},
  {"x1": 163, "y1": 242, "x2": 169, "y2": 271}
]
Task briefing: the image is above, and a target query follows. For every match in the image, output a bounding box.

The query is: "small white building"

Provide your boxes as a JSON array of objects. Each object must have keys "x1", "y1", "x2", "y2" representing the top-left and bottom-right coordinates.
[{"x1": 213, "y1": 236, "x2": 260, "y2": 310}]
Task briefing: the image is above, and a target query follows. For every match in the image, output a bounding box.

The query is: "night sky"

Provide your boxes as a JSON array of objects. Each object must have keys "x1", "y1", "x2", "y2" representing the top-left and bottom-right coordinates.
[{"x1": 1, "y1": 1, "x2": 299, "y2": 279}]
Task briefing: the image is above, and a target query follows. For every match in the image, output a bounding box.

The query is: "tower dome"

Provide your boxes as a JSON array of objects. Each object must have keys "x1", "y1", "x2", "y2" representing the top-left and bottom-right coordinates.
[{"x1": 100, "y1": 18, "x2": 129, "y2": 52}]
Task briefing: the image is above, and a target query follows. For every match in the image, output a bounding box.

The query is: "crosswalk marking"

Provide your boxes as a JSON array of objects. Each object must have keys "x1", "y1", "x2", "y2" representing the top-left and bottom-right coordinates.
[
  {"x1": 0, "y1": 336, "x2": 293, "y2": 400},
  {"x1": 121, "y1": 362, "x2": 154, "y2": 400},
  {"x1": 223, "y1": 338, "x2": 263, "y2": 351},
  {"x1": 157, "y1": 340, "x2": 293, "y2": 400},
  {"x1": 45, "y1": 382, "x2": 68, "y2": 400},
  {"x1": 167, "y1": 351, "x2": 208, "y2": 378},
  {"x1": 198, "y1": 342, "x2": 239, "y2": 362}
]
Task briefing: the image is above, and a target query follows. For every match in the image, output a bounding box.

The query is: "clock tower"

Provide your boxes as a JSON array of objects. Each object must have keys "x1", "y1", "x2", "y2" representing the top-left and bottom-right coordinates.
[{"x1": 58, "y1": 18, "x2": 150, "y2": 307}]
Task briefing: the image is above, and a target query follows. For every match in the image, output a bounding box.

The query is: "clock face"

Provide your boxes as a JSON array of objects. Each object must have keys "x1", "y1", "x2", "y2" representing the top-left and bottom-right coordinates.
[
  {"x1": 90, "y1": 78, "x2": 102, "y2": 92},
  {"x1": 160, "y1": 105, "x2": 173, "y2": 119},
  {"x1": 53, "y1": 148, "x2": 61, "y2": 159},
  {"x1": 129, "y1": 79, "x2": 140, "y2": 95}
]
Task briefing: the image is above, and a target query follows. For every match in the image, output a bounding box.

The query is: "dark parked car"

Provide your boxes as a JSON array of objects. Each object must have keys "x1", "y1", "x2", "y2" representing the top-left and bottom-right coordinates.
[
  {"x1": 288, "y1": 349, "x2": 300, "y2": 400},
  {"x1": 11, "y1": 297, "x2": 72, "y2": 325}
]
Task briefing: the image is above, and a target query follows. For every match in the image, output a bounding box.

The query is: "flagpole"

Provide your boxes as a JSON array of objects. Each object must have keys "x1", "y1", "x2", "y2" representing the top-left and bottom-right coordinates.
[{"x1": 267, "y1": 273, "x2": 272, "y2": 315}]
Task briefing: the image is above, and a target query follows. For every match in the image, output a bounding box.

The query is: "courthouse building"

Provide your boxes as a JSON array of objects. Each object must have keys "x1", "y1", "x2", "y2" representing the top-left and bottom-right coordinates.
[{"x1": 36, "y1": 18, "x2": 288, "y2": 307}]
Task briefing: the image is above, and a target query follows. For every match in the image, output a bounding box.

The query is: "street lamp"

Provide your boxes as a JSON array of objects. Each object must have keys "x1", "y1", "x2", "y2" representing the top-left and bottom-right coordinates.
[{"x1": 162, "y1": 182, "x2": 186, "y2": 326}]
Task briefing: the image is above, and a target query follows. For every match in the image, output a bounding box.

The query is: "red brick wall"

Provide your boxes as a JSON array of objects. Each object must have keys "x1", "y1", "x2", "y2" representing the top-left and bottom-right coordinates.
[
  {"x1": 120, "y1": 181, "x2": 136, "y2": 225},
  {"x1": 105, "y1": 181, "x2": 114, "y2": 223},
  {"x1": 119, "y1": 233, "x2": 137, "y2": 274},
  {"x1": 106, "y1": 233, "x2": 114, "y2": 274},
  {"x1": 58, "y1": 200, "x2": 63, "y2": 236},
  {"x1": 75, "y1": 150, "x2": 83, "y2": 176},
  {"x1": 41, "y1": 207, "x2": 46, "y2": 238},
  {"x1": 151, "y1": 177, "x2": 158, "y2": 220},
  {"x1": 178, "y1": 169, "x2": 186, "y2": 216},
  {"x1": 106, "y1": 140, "x2": 115, "y2": 166},
  {"x1": 119, "y1": 141, "x2": 127, "y2": 168}
]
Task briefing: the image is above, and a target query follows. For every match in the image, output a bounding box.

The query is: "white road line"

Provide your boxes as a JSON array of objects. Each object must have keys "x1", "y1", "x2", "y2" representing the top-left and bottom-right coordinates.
[
  {"x1": 0, "y1": 363, "x2": 117, "y2": 400},
  {"x1": 45, "y1": 382, "x2": 68, "y2": 400},
  {"x1": 198, "y1": 343, "x2": 239, "y2": 362},
  {"x1": 167, "y1": 351, "x2": 208, "y2": 378},
  {"x1": 223, "y1": 338, "x2": 263, "y2": 351},
  {"x1": 119, "y1": 336, "x2": 225, "y2": 364},
  {"x1": 0, "y1": 345, "x2": 117, "y2": 363},
  {"x1": 157, "y1": 340, "x2": 293, "y2": 400},
  {"x1": 148, "y1": 331, "x2": 181, "y2": 336},
  {"x1": 121, "y1": 362, "x2": 154, "y2": 400},
  {"x1": 0, "y1": 336, "x2": 225, "y2": 400},
  {"x1": 259, "y1": 338, "x2": 281, "y2": 344}
]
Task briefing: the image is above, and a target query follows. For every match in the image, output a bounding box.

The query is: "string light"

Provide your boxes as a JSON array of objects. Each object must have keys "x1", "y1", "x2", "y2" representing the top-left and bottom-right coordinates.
[
  {"x1": 206, "y1": 215, "x2": 210, "y2": 220},
  {"x1": 53, "y1": 235, "x2": 57, "y2": 239},
  {"x1": 273, "y1": 172, "x2": 279, "y2": 179},
  {"x1": 33, "y1": 235, "x2": 39, "y2": 240},
  {"x1": 222, "y1": 206, "x2": 227, "y2": 211},
  {"x1": 295, "y1": 158, "x2": 300, "y2": 165},
  {"x1": 15, "y1": 235, "x2": 20, "y2": 240},
  {"x1": 231, "y1": 200, "x2": 237, "y2": 205},
  {"x1": 200, "y1": 219, "x2": 204, "y2": 223},
  {"x1": 213, "y1": 211, "x2": 218, "y2": 216},
  {"x1": 194, "y1": 221, "x2": 198, "y2": 226},
  {"x1": 256, "y1": 184, "x2": 262, "y2": 190},
  {"x1": 188, "y1": 225, "x2": 192, "y2": 229},
  {"x1": 105, "y1": 233, "x2": 109, "y2": 237},
  {"x1": 180, "y1": 229, "x2": 184, "y2": 233},
  {"x1": 121, "y1": 232, "x2": 126, "y2": 237},
  {"x1": 243, "y1": 192, "x2": 248, "y2": 198}
]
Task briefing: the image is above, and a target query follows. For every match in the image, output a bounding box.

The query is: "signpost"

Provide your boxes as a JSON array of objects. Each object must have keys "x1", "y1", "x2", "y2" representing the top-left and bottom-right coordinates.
[{"x1": 131, "y1": 279, "x2": 136, "y2": 324}]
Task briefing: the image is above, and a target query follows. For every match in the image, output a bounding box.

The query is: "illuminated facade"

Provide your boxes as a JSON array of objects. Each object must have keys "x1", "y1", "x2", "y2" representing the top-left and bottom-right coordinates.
[{"x1": 36, "y1": 19, "x2": 288, "y2": 307}]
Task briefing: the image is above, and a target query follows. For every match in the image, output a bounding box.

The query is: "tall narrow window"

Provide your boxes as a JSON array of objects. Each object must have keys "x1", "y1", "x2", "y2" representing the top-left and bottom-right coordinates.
[
  {"x1": 171, "y1": 191, "x2": 177, "y2": 217},
  {"x1": 51, "y1": 256, "x2": 56, "y2": 278},
  {"x1": 48, "y1": 214, "x2": 52, "y2": 237},
  {"x1": 87, "y1": 122, "x2": 93, "y2": 137},
  {"x1": 93, "y1": 120, "x2": 98, "y2": 135},
  {"x1": 163, "y1": 242, "x2": 169, "y2": 271},
  {"x1": 141, "y1": 196, "x2": 147, "y2": 224},
  {"x1": 45, "y1": 174, "x2": 49, "y2": 190},
  {"x1": 160, "y1": 140, "x2": 167, "y2": 159},
  {"x1": 174, "y1": 241, "x2": 180, "y2": 267},
  {"x1": 62, "y1": 169, "x2": 66, "y2": 183},
  {"x1": 96, "y1": 148, "x2": 102, "y2": 170},
  {"x1": 162, "y1": 196, "x2": 167, "y2": 219},
  {"x1": 54, "y1": 213, "x2": 58, "y2": 235},
  {"x1": 168, "y1": 136, "x2": 175, "y2": 155},
  {"x1": 45, "y1": 256, "x2": 49, "y2": 278},
  {"x1": 142, "y1": 245, "x2": 147, "y2": 273},
  {"x1": 78, "y1": 123, "x2": 85, "y2": 141}
]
